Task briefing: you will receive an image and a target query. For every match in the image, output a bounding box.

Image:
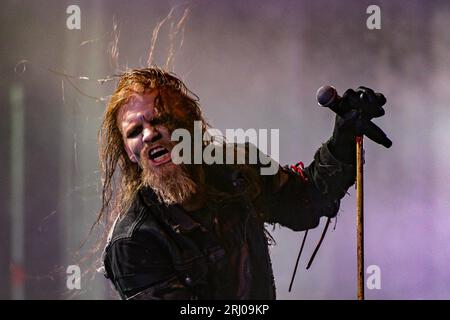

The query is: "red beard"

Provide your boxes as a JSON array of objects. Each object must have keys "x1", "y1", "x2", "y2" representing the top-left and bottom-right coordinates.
[{"x1": 140, "y1": 144, "x2": 199, "y2": 206}]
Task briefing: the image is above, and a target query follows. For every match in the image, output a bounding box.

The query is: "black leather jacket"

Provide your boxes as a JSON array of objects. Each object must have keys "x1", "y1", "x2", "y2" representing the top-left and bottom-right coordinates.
[{"x1": 102, "y1": 142, "x2": 355, "y2": 299}]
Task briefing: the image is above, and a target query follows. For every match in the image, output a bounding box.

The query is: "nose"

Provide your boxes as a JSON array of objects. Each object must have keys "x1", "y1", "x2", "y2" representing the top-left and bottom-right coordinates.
[{"x1": 142, "y1": 124, "x2": 161, "y2": 144}]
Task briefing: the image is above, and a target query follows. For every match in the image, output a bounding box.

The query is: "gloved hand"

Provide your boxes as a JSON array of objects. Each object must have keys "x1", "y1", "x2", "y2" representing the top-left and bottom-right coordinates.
[{"x1": 328, "y1": 86, "x2": 388, "y2": 164}]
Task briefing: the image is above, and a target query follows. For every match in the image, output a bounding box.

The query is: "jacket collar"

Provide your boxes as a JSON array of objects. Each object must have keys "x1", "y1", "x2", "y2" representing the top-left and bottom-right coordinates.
[{"x1": 139, "y1": 187, "x2": 204, "y2": 234}]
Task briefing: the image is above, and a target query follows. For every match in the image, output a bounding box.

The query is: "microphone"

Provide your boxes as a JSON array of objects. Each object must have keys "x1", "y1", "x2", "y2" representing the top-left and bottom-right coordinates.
[{"x1": 316, "y1": 86, "x2": 392, "y2": 148}]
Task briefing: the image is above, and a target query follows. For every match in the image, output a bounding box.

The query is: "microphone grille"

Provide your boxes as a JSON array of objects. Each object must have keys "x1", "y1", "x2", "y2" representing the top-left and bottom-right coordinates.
[{"x1": 316, "y1": 85, "x2": 337, "y2": 107}]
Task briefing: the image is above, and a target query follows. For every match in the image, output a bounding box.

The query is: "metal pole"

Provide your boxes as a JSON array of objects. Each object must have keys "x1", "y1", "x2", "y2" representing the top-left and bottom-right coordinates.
[{"x1": 356, "y1": 135, "x2": 364, "y2": 300}]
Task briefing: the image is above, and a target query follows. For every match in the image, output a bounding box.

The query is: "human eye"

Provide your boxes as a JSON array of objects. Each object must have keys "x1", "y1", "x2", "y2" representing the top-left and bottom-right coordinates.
[
  {"x1": 150, "y1": 114, "x2": 169, "y2": 127},
  {"x1": 150, "y1": 117, "x2": 162, "y2": 126},
  {"x1": 126, "y1": 125, "x2": 142, "y2": 138}
]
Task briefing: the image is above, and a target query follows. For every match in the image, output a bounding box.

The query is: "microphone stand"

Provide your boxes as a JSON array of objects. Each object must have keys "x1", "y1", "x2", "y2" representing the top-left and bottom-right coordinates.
[{"x1": 356, "y1": 117, "x2": 365, "y2": 300}]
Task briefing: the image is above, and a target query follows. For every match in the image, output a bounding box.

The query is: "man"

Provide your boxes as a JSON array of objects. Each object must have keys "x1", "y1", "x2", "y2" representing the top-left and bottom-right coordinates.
[{"x1": 98, "y1": 67, "x2": 387, "y2": 299}]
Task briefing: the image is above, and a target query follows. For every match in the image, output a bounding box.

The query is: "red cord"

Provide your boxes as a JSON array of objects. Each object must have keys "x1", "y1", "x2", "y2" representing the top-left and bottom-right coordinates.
[{"x1": 290, "y1": 162, "x2": 308, "y2": 181}]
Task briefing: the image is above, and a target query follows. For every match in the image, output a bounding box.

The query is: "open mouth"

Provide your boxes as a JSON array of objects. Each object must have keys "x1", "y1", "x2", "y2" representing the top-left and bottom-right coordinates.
[{"x1": 148, "y1": 145, "x2": 171, "y2": 165}]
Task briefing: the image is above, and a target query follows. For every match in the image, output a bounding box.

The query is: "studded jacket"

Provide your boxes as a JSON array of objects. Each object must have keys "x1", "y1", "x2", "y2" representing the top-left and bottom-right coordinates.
[{"x1": 102, "y1": 142, "x2": 355, "y2": 300}]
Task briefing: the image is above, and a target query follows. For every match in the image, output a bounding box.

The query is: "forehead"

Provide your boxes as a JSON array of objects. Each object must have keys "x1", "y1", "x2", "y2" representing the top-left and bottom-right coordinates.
[{"x1": 118, "y1": 91, "x2": 159, "y2": 124}]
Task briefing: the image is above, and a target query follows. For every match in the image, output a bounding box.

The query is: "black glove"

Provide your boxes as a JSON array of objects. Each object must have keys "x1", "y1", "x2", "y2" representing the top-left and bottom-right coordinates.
[{"x1": 328, "y1": 86, "x2": 388, "y2": 164}]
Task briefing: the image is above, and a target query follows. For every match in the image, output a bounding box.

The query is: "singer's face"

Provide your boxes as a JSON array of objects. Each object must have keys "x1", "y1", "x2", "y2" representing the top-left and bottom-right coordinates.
[{"x1": 118, "y1": 90, "x2": 175, "y2": 170}]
